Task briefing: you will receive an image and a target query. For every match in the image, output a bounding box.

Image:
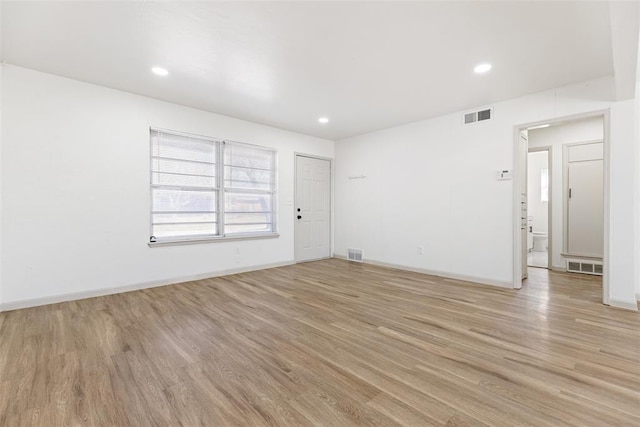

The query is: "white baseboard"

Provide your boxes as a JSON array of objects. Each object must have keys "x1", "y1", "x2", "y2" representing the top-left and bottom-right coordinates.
[
  {"x1": 608, "y1": 298, "x2": 639, "y2": 311},
  {"x1": 0, "y1": 261, "x2": 295, "y2": 312},
  {"x1": 333, "y1": 254, "x2": 513, "y2": 289}
]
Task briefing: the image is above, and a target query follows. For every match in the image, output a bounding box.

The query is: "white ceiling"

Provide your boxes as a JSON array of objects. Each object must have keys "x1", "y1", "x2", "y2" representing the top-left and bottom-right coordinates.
[{"x1": 1, "y1": 1, "x2": 621, "y2": 140}]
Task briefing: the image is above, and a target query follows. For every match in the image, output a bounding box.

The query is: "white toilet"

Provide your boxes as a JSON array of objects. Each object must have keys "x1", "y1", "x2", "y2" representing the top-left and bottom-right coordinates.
[{"x1": 532, "y1": 232, "x2": 548, "y2": 252}]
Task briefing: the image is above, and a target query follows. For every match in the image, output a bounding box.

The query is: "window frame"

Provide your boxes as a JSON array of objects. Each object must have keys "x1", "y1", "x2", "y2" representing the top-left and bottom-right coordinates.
[{"x1": 149, "y1": 128, "x2": 278, "y2": 246}]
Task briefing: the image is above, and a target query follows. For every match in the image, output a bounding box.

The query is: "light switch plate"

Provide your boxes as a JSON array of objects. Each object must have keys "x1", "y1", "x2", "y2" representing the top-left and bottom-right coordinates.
[{"x1": 497, "y1": 169, "x2": 512, "y2": 180}]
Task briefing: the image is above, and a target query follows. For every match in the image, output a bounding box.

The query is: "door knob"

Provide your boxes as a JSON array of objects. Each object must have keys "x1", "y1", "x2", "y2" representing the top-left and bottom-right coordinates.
[{"x1": 297, "y1": 215, "x2": 302, "y2": 219}]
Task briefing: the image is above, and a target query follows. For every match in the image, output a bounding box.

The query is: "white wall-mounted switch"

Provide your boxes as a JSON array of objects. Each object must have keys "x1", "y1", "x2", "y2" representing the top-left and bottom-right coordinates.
[{"x1": 497, "y1": 169, "x2": 512, "y2": 180}]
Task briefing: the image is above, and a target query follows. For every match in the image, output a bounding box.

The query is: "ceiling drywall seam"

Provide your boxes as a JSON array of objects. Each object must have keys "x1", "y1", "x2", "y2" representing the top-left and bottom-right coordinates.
[{"x1": 608, "y1": 0, "x2": 640, "y2": 100}]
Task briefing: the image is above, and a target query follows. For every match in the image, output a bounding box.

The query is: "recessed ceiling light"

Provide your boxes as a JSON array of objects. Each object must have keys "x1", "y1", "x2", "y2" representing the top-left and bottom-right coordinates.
[
  {"x1": 318, "y1": 117, "x2": 329, "y2": 124},
  {"x1": 474, "y1": 63, "x2": 492, "y2": 74},
  {"x1": 151, "y1": 67, "x2": 169, "y2": 76}
]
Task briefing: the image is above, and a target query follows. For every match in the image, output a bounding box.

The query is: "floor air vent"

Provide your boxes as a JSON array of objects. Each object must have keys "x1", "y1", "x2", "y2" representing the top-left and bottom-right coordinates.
[
  {"x1": 347, "y1": 248, "x2": 364, "y2": 262},
  {"x1": 567, "y1": 260, "x2": 603, "y2": 276}
]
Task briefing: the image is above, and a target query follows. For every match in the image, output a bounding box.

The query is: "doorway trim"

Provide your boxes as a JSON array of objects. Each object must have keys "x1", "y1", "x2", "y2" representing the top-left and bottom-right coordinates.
[
  {"x1": 293, "y1": 153, "x2": 333, "y2": 263},
  {"x1": 528, "y1": 146, "x2": 553, "y2": 270},
  {"x1": 512, "y1": 109, "x2": 610, "y2": 306}
]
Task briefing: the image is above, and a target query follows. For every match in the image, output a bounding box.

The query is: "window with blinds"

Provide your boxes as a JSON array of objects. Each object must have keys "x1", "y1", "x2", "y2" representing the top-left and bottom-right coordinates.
[
  {"x1": 224, "y1": 142, "x2": 276, "y2": 235},
  {"x1": 150, "y1": 129, "x2": 277, "y2": 243}
]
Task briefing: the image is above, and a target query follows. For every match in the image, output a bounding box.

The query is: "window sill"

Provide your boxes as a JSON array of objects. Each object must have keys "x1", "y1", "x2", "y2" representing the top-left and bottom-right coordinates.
[
  {"x1": 560, "y1": 252, "x2": 603, "y2": 261},
  {"x1": 148, "y1": 233, "x2": 280, "y2": 248}
]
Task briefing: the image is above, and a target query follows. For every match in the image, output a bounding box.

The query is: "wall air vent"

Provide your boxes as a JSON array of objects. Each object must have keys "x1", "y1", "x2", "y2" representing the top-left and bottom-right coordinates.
[
  {"x1": 464, "y1": 112, "x2": 477, "y2": 124},
  {"x1": 567, "y1": 260, "x2": 603, "y2": 276},
  {"x1": 347, "y1": 248, "x2": 364, "y2": 263},
  {"x1": 463, "y1": 108, "x2": 492, "y2": 125},
  {"x1": 477, "y1": 109, "x2": 491, "y2": 121}
]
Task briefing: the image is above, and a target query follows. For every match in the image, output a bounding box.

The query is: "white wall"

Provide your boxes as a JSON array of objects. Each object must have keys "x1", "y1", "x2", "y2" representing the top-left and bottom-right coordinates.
[
  {"x1": 0, "y1": 3, "x2": 4, "y2": 308},
  {"x1": 636, "y1": 41, "x2": 640, "y2": 300},
  {"x1": 0, "y1": 3, "x2": 3, "y2": 308},
  {"x1": 0, "y1": 65, "x2": 334, "y2": 309},
  {"x1": 528, "y1": 117, "x2": 604, "y2": 269},
  {"x1": 637, "y1": 98, "x2": 640, "y2": 301},
  {"x1": 606, "y1": 98, "x2": 638, "y2": 308},
  {"x1": 335, "y1": 77, "x2": 638, "y2": 308},
  {"x1": 0, "y1": 67, "x2": 3, "y2": 308},
  {"x1": 2, "y1": 65, "x2": 637, "y2": 310},
  {"x1": 634, "y1": 91, "x2": 640, "y2": 302},
  {"x1": 527, "y1": 151, "x2": 548, "y2": 235}
]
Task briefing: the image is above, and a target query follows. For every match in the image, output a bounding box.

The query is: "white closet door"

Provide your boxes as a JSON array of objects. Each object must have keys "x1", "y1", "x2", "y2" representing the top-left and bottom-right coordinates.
[{"x1": 567, "y1": 160, "x2": 603, "y2": 257}]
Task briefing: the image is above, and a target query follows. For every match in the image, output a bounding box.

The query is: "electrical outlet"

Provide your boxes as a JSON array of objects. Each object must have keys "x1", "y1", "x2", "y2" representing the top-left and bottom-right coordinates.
[
  {"x1": 417, "y1": 246, "x2": 424, "y2": 255},
  {"x1": 236, "y1": 247, "x2": 240, "y2": 255}
]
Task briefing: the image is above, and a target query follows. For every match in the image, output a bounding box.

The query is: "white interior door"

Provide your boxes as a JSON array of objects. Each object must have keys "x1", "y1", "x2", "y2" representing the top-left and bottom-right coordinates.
[
  {"x1": 295, "y1": 155, "x2": 331, "y2": 262},
  {"x1": 567, "y1": 160, "x2": 603, "y2": 257}
]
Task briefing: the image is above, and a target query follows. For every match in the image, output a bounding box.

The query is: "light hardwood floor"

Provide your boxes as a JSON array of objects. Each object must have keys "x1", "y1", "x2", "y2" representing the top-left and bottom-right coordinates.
[{"x1": 0, "y1": 259, "x2": 638, "y2": 426}]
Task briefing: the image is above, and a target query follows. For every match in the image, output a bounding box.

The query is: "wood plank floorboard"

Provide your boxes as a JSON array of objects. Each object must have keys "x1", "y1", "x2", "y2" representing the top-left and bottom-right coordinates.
[{"x1": 0, "y1": 259, "x2": 638, "y2": 426}]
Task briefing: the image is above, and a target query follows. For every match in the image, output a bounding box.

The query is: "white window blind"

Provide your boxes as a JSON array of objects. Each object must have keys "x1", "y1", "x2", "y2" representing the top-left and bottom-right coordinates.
[
  {"x1": 224, "y1": 142, "x2": 276, "y2": 235},
  {"x1": 150, "y1": 129, "x2": 277, "y2": 243}
]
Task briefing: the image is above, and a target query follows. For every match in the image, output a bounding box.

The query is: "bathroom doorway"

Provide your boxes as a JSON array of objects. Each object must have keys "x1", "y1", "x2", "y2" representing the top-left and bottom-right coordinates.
[
  {"x1": 527, "y1": 148, "x2": 551, "y2": 269},
  {"x1": 514, "y1": 112, "x2": 608, "y2": 305}
]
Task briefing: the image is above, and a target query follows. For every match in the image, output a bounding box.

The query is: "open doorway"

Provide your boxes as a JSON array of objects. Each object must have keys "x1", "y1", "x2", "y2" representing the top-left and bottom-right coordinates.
[
  {"x1": 527, "y1": 148, "x2": 551, "y2": 269},
  {"x1": 514, "y1": 112, "x2": 608, "y2": 305}
]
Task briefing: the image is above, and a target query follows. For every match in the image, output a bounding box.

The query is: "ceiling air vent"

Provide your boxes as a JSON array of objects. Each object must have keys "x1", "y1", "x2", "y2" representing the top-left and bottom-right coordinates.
[
  {"x1": 347, "y1": 248, "x2": 364, "y2": 263},
  {"x1": 463, "y1": 108, "x2": 492, "y2": 125}
]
